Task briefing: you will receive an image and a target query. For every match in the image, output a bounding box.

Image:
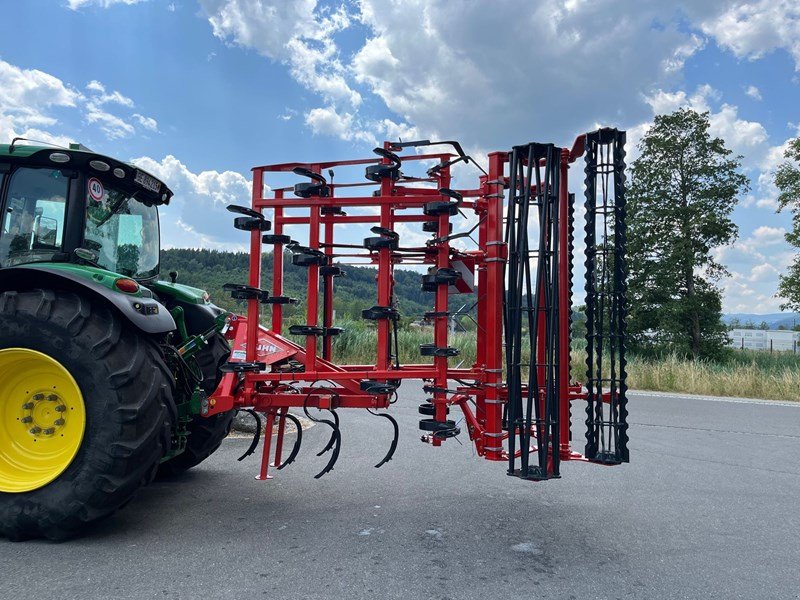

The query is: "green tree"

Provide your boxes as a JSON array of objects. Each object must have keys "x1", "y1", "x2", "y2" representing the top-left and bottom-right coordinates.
[
  {"x1": 626, "y1": 108, "x2": 749, "y2": 359},
  {"x1": 775, "y1": 137, "x2": 800, "y2": 310}
]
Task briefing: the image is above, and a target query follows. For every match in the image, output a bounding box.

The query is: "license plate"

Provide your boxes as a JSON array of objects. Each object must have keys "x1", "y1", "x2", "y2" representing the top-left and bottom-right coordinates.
[{"x1": 134, "y1": 170, "x2": 161, "y2": 193}]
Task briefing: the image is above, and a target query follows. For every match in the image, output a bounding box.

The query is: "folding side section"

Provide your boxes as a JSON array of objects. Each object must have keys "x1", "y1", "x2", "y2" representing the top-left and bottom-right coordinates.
[
  {"x1": 505, "y1": 142, "x2": 563, "y2": 480},
  {"x1": 583, "y1": 128, "x2": 630, "y2": 464}
]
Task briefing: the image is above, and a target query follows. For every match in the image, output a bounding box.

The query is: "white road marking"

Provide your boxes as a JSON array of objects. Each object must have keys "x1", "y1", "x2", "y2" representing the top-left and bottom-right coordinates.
[{"x1": 628, "y1": 390, "x2": 800, "y2": 408}]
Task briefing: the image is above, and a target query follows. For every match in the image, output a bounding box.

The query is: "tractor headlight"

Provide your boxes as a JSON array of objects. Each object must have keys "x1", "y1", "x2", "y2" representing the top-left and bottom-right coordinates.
[
  {"x1": 89, "y1": 160, "x2": 110, "y2": 172},
  {"x1": 49, "y1": 152, "x2": 70, "y2": 163}
]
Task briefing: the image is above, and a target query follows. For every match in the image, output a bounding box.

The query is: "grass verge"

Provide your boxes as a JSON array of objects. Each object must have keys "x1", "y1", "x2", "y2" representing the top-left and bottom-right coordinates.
[{"x1": 324, "y1": 323, "x2": 800, "y2": 402}]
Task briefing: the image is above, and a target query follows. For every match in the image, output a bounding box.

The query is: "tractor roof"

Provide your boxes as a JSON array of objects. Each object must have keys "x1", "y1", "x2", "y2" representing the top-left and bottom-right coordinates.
[{"x1": 0, "y1": 141, "x2": 173, "y2": 206}]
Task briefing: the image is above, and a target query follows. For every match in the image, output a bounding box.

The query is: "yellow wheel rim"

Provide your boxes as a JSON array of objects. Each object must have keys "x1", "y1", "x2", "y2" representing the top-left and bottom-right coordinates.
[{"x1": 0, "y1": 348, "x2": 86, "y2": 493}]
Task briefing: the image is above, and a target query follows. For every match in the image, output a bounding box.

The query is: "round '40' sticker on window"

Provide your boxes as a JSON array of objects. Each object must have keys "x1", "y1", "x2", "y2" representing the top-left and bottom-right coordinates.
[{"x1": 88, "y1": 177, "x2": 105, "y2": 202}]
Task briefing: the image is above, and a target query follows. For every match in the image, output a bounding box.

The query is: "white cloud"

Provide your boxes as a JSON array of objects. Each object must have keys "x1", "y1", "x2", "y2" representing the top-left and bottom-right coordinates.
[
  {"x1": 349, "y1": 0, "x2": 738, "y2": 152},
  {"x1": 713, "y1": 225, "x2": 795, "y2": 312},
  {"x1": 67, "y1": 0, "x2": 147, "y2": 8},
  {"x1": 751, "y1": 134, "x2": 800, "y2": 209},
  {"x1": 198, "y1": 0, "x2": 789, "y2": 157},
  {"x1": 0, "y1": 55, "x2": 250, "y2": 254},
  {"x1": 0, "y1": 58, "x2": 81, "y2": 146},
  {"x1": 749, "y1": 262, "x2": 780, "y2": 282},
  {"x1": 745, "y1": 85, "x2": 762, "y2": 101},
  {"x1": 133, "y1": 113, "x2": 158, "y2": 132},
  {"x1": 0, "y1": 58, "x2": 159, "y2": 142},
  {"x1": 644, "y1": 84, "x2": 719, "y2": 115},
  {"x1": 709, "y1": 103, "x2": 768, "y2": 159},
  {"x1": 304, "y1": 106, "x2": 374, "y2": 144},
  {"x1": 375, "y1": 118, "x2": 420, "y2": 143},
  {"x1": 751, "y1": 225, "x2": 787, "y2": 245},
  {"x1": 641, "y1": 84, "x2": 768, "y2": 167},
  {"x1": 131, "y1": 154, "x2": 253, "y2": 250},
  {"x1": 84, "y1": 101, "x2": 135, "y2": 139},
  {"x1": 80, "y1": 78, "x2": 159, "y2": 139},
  {"x1": 199, "y1": 0, "x2": 361, "y2": 106},
  {"x1": 0, "y1": 59, "x2": 79, "y2": 117},
  {"x1": 85, "y1": 80, "x2": 134, "y2": 107},
  {"x1": 201, "y1": 0, "x2": 314, "y2": 59},
  {"x1": 662, "y1": 33, "x2": 706, "y2": 74},
  {"x1": 701, "y1": 0, "x2": 800, "y2": 70}
]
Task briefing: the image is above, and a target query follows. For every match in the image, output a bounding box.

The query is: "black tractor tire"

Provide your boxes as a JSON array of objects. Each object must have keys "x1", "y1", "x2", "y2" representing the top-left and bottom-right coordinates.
[
  {"x1": 0, "y1": 289, "x2": 175, "y2": 541},
  {"x1": 157, "y1": 333, "x2": 234, "y2": 476}
]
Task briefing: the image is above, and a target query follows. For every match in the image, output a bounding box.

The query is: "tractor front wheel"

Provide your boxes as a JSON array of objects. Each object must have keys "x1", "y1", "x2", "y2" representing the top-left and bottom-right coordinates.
[{"x1": 0, "y1": 289, "x2": 174, "y2": 540}]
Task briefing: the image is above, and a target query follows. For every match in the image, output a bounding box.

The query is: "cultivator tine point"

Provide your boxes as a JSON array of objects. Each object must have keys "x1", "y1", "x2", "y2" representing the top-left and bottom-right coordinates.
[
  {"x1": 369, "y1": 409, "x2": 399, "y2": 468},
  {"x1": 317, "y1": 408, "x2": 340, "y2": 456},
  {"x1": 303, "y1": 401, "x2": 342, "y2": 478},
  {"x1": 276, "y1": 412, "x2": 303, "y2": 470},
  {"x1": 314, "y1": 419, "x2": 341, "y2": 479},
  {"x1": 235, "y1": 409, "x2": 262, "y2": 462}
]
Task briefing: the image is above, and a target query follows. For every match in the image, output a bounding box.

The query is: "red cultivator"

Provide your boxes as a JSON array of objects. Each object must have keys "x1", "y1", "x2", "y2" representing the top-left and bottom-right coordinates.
[{"x1": 208, "y1": 129, "x2": 629, "y2": 482}]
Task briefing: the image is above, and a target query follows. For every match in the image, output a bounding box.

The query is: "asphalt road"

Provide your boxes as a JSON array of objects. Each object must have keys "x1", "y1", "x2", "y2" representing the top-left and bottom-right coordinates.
[{"x1": 2, "y1": 383, "x2": 799, "y2": 600}]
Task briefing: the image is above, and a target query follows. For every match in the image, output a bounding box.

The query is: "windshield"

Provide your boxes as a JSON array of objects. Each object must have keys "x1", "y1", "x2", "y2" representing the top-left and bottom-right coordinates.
[{"x1": 83, "y1": 177, "x2": 160, "y2": 279}]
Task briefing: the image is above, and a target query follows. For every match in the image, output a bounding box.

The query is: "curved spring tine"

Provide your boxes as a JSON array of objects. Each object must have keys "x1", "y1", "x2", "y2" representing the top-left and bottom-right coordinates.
[
  {"x1": 236, "y1": 409, "x2": 262, "y2": 462},
  {"x1": 277, "y1": 412, "x2": 303, "y2": 470},
  {"x1": 316, "y1": 408, "x2": 340, "y2": 456},
  {"x1": 313, "y1": 424, "x2": 341, "y2": 479},
  {"x1": 302, "y1": 400, "x2": 342, "y2": 478},
  {"x1": 371, "y1": 411, "x2": 399, "y2": 468}
]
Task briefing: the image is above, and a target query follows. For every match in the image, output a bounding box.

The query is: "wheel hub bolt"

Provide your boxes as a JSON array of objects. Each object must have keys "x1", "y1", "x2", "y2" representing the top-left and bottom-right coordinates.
[
  {"x1": 47, "y1": 394, "x2": 59, "y2": 402},
  {"x1": 21, "y1": 416, "x2": 32, "y2": 424},
  {"x1": 54, "y1": 419, "x2": 65, "y2": 426},
  {"x1": 22, "y1": 402, "x2": 34, "y2": 410},
  {"x1": 55, "y1": 405, "x2": 66, "y2": 413},
  {"x1": 30, "y1": 427, "x2": 41, "y2": 434},
  {"x1": 32, "y1": 394, "x2": 44, "y2": 401}
]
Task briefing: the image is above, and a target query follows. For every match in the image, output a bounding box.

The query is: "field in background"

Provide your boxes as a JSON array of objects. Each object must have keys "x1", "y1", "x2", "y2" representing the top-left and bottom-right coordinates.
[
  {"x1": 329, "y1": 324, "x2": 800, "y2": 402},
  {"x1": 161, "y1": 251, "x2": 799, "y2": 402},
  {"x1": 624, "y1": 351, "x2": 800, "y2": 402}
]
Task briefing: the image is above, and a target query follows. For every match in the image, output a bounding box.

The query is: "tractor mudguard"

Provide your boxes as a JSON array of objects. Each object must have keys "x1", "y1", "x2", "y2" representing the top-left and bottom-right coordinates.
[
  {"x1": 0, "y1": 265, "x2": 176, "y2": 335},
  {"x1": 148, "y1": 281, "x2": 226, "y2": 335},
  {"x1": 177, "y1": 301, "x2": 225, "y2": 334}
]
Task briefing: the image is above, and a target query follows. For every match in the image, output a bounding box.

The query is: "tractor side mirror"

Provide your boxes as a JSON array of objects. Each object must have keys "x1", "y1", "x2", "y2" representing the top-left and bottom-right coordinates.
[{"x1": 169, "y1": 271, "x2": 178, "y2": 283}]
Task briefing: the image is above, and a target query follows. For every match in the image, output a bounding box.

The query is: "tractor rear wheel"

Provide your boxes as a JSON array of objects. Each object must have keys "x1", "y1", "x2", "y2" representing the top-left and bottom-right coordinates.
[
  {"x1": 0, "y1": 289, "x2": 174, "y2": 541},
  {"x1": 158, "y1": 333, "x2": 234, "y2": 476}
]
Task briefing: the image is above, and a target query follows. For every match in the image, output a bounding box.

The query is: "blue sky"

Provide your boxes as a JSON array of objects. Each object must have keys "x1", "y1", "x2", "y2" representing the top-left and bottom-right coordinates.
[{"x1": 1, "y1": 0, "x2": 799, "y2": 313}]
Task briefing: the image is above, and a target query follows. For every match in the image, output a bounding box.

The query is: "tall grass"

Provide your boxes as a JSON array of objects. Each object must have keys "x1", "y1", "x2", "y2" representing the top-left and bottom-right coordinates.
[
  {"x1": 323, "y1": 323, "x2": 800, "y2": 401},
  {"x1": 332, "y1": 321, "x2": 477, "y2": 365},
  {"x1": 621, "y1": 352, "x2": 800, "y2": 401}
]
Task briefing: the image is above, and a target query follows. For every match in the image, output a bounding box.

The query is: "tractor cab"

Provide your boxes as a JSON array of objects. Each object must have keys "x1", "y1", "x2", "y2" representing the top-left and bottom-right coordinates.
[{"x1": 0, "y1": 140, "x2": 172, "y2": 282}]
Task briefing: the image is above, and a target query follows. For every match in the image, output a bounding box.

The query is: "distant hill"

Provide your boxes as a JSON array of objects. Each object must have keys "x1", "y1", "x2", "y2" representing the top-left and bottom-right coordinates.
[
  {"x1": 160, "y1": 248, "x2": 465, "y2": 324},
  {"x1": 722, "y1": 312, "x2": 800, "y2": 330},
  {"x1": 167, "y1": 249, "x2": 800, "y2": 332}
]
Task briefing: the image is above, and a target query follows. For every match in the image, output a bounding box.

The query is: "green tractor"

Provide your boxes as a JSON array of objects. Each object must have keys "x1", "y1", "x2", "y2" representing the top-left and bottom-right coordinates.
[{"x1": 0, "y1": 140, "x2": 234, "y2": 540}]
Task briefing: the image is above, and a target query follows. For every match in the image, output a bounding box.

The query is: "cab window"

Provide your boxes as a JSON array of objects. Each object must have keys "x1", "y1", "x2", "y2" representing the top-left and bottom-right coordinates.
[{"x1": 0, "y1": 167, "x2": 69, "y2": 267}]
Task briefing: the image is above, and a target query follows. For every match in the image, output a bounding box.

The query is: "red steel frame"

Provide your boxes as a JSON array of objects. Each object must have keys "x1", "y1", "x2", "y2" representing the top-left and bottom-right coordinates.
[{"x1": 208, "y1": 138, "x2": 598, "y2": 480}]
